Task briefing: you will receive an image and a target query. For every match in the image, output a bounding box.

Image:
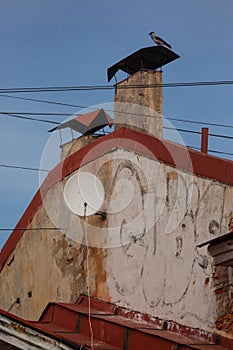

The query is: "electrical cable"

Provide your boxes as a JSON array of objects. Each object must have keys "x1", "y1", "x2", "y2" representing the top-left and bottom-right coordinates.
[
  {"x1": 208, "y1": 149, "x2": 233, "y2": 157},
  {"x1": 0, "y1": 228, "x2": 63, "y2": 231},
  {"x1": 0, "y1": 94, "x2": 233, "y2": 131},
  {"x1": 0, "y1": 80, "x2": 232, "y2": 94},
  {"x1": 164, "y1": 118, "x2": 233, "y2": 130},
  {"x1": 81, "y1": 215, "x2": 94, "y2": 350},
  {"x1": 3, "y1": 113, "x2": 61, "y2": 125},
  {"x1": 0, "y1": 110, "x2": 233, "y2": 132},
  {"x1": 186, "y1": 145, "x2": 233, "y2": 157},
  {"x1": 0, "y1": 164, "x2": 50, "y2": 172},
  {"x1": 164, "y1": 126, "x2": 233, "y2": 140},
  {"x1": 0, "y1": 111, "x2": 72, "y2": 116},
  {"x1": 0, "y1": 93, "x2": 86, "y2": 109}
]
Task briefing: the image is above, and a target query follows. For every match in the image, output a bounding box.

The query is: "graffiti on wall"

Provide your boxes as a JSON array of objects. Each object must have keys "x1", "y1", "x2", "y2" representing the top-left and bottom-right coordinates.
[{"x1": 105, "y1": 152, "x2": 231, "y2": 329}]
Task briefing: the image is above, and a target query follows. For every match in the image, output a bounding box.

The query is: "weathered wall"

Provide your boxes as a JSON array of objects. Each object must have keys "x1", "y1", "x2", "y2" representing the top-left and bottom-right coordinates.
[
  {"x1": 0, "y1": 212, "x2": 87, "y2": 320},
  {"x1": 61, "y1": 134, "x2": 101, "y2": 161},
  {"x1": 0, "y1": 146, "x2": 233, "y2": 336},
  {"x1": 91, "y1": 148, "x2": 233, "y2": 335}
]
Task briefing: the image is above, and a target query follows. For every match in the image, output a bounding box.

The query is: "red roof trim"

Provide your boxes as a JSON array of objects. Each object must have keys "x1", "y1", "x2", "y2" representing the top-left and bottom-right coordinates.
[
  {"x1": 0, "y1": 127, "x2": 233, "y2": 271},
  {"x1": 0, "y1": 295, "x2": 232, "y2": 349}
]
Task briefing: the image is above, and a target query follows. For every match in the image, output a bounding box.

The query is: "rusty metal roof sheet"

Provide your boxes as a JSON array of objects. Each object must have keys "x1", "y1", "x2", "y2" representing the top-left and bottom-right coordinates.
[
  {"x1": 0, "y1": 295, "x2": 232, "y2": 350},
  {"x1": 107, "y1": 46, "x2": 180, "y2": 82},
  {"x1": 49, "y1": 108, "x2": 113, "y2": 134}
]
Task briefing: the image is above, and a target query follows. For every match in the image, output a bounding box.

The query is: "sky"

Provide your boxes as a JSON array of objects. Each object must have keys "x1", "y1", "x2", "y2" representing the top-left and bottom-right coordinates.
[{"x1": 0, "y1": 0, "x2": 232, "y2": 248}]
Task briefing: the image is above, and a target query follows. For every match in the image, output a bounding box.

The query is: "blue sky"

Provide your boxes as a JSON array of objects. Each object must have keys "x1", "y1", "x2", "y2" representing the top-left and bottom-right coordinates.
[{"x1": 0, "y1": 0, "x2": 232, "y2": 248}]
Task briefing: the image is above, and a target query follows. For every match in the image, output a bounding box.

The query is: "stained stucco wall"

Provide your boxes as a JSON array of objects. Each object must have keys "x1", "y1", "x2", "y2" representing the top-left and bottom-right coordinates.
[{"x1": 0, "y1": 147, "x2": 232, "y2": 336}]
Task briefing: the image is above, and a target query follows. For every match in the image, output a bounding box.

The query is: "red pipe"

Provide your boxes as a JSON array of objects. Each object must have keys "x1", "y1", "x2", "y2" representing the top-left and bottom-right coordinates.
[{"x1": 201, "y1": 128, "x2": 209, "y2": 153}]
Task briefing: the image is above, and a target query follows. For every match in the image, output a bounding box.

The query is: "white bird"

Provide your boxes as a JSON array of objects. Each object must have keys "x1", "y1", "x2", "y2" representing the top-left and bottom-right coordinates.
[{"x1": 149, "y1": 31, "x2": 172, "y2": 49}]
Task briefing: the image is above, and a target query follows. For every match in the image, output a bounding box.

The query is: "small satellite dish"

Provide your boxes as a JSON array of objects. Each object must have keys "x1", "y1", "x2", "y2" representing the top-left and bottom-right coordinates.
[{"x1": 63, "y1": 172, "x2": 105, "y2": 217}]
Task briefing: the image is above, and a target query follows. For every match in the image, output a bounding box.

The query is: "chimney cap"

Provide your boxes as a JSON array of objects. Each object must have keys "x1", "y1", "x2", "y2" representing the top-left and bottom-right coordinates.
[{"x1": 107, "y1": 46, "x2": 180, "y2": 82}]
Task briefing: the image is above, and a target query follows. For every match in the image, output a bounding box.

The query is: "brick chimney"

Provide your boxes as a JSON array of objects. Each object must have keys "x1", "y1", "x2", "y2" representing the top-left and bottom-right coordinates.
[{"x1": 107, "y1": 46, "x2": 180, "y2": 138}]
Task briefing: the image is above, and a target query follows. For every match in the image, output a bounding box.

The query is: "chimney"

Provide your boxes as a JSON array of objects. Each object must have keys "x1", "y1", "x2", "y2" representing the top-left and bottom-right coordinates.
[{"x1": 107, "y1": 46, "x2": 180, "y2": 138}]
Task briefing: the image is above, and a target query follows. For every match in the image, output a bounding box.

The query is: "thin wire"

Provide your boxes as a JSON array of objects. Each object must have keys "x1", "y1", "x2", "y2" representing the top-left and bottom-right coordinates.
[
  {"x1": 0, "y1": 93, "x2": 86, "y2": 109},
  {"x1": 117, "y1": 80, "x2": 233, "y2": 88},
  {"x1": 186, "y1": 145, "x2": 233, "y2": 157},
  {"x1": 208, "y1": 149, "x2": 233, "y2": 157},
  {"x1": 209, "y1": 132, "x2": 233, "y2": 140},
  {"x1": 0, "y1": 111, "x2": 71, "y2": 116},
  {"x1": 164, "y1": 126, "x2": 233, "y2": 140},
  {"x1": 165, "y1": 117, "x2": 233, "y2": 130},
  {"x1": 0, "y1": 80, "x2": 232, "y2": 93},
  {"x1": 1, "y1": 104, "x2": 233, "y2": 130},
  {"x1": 0, "y1": 164, "x2": 50, "y2": 172},
  {"x1": 0, "y1": 228, "x2": 63, "y2": 231},
  {"x1": 2, "y1": 113, "x2": 61, "y2": 125},
  {"x1": 164, "y1": 126, "x2": 200, "y2": 134},
  {"x1": 82, "y1": 217, "x2": 94, "y2": 349},
  {"x1": 1, "y1": 109, "x2": 233, "y2": 134},
  {"x1": 1, "y1": 94, "x2": 233, "y2": 130}
]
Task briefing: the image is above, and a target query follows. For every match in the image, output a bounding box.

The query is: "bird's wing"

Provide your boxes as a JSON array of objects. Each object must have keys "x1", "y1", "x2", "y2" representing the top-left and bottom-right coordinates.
[{"x1": 156, "y1": 35, "x2": 172, "y2": 49}]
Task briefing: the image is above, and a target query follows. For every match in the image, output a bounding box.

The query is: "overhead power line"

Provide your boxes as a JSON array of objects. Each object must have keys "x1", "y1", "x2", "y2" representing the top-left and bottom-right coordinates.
[
  {"x1": 0, "y1": 93, "x2": 86, "y2": 109},
  {"x1": 0, "y1": 228, "x2": 63, "y2": 231},
  {"x1": 0, "y1": 164, "x2": 50, "y2": 172},
  {"x1": 1, "y1": 112, "x2": 232, "y2": 138},
  {"x1": 0, "y1": 111, "x2": 70, "y2": 116},
  {"x1": 165, "y1": 118, "x2": 233, "y2": 130},
  {"x1": 3, "y1": 114, "x2": 61, "y2": 125},
  {"x1": 164, "y1": 126, "x2": 233, "y2": 140},
  {"x1": 0, "y1": 94, "x2": 232, "y2": 131},
  {"x1": 0, "y1": 109, "x2": 233, "y2": 130},
  {"x1": 208, "y1": 149, "x2": 233, "y2": 157},
  {"x1": 0, "y1": 80, "x2": 232, "y2": 93},
  {"x1": 0, "y1": 91, "x2": 232, "y2": 130},
  {"x1": 187, "y1": 146, "x2": 233, "y2": 157}
]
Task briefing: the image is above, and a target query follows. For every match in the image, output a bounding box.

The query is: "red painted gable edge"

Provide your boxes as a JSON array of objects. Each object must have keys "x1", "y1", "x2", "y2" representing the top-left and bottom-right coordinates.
[{"x1": 0, "y1": 127, "x2": 233, "y2": 272}]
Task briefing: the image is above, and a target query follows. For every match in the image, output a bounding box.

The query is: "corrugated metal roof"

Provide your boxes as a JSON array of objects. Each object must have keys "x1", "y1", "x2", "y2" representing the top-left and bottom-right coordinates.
[
  {"x1": 0, "y1": 340, "x2": 20, "y2": 350},
  {"x1": 1, "y1": 295, "x2": 231, "y2": 350}
]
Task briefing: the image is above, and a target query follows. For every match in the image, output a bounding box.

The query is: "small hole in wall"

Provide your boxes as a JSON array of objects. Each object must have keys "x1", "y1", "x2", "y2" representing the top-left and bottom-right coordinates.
[
  {"x1": 16, "y1": 297, "x2": 20, "y2": 304},
  {"x1": 28, "y1": 291, "x2": 32, "y2": 298}
]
